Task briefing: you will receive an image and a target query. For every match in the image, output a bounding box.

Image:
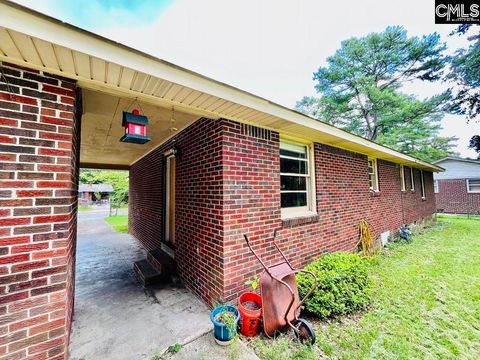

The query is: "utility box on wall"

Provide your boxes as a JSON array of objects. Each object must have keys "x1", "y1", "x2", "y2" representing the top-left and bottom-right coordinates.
[{"x1": 380, "y1": 230, "x2": 391, "y2": 246}]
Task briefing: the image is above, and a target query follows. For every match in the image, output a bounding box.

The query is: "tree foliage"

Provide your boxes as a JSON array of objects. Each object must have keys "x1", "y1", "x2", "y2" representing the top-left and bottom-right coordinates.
[
  {"x1": 79, "y1": 169, "x2": 129, "y2": 205},
  {"x1": 470, "y1": 135, "x2": 480, "y2": 154},
  {"x1": 296, "y1": 26, "x2": 456, "y2": 162},
  {"x1": 447, "y1": 25, "x2": 480, "y2": 156}
]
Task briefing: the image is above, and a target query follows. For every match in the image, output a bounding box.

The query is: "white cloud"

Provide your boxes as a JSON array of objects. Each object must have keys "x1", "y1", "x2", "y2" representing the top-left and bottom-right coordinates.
[{"x1": 12, "y1": 0, "x2": 478, "y2": 157}]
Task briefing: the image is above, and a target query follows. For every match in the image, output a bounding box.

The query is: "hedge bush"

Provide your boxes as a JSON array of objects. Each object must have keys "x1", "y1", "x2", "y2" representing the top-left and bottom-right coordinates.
[{"x1": 297, "y1": 252, "x2": 371, "y2": 318}]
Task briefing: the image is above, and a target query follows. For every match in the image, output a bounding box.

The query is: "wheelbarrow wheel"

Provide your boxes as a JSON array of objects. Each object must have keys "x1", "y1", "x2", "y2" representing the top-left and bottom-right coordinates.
[{"x1": 293, "y1": 318, "x2": 316, "y2": 345}]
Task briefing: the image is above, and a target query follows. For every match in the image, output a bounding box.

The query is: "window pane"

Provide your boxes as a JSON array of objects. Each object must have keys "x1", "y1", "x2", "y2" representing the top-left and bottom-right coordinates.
[
  {"x1": 280, "y1": 142, "x2": 307, "y2": 156},
  {"x1": 368, "y1": 159, "x2": 377, "y2": 190},
  {"x1": 280, "y1": 157, "x2": 308, "y2": 174},
  {"x1": 420, "y1": 172, "x2": 425, "y2": 197},
  {"x1": 281, "y1": 176, "x2": 306, "y2": 191},
  {"x1": 469, "y1": 179, "x2": 480, "y2": 191},
  {"x1": 280, "y1": 148, "x2": 307, "y2": 159},
  {"x1": 281, "y1": 192, "x2": 307, "y2": 208}
]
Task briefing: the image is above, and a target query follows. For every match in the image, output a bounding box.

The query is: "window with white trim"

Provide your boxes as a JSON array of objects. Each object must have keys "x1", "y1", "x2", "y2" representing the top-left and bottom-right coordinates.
[
  {"x1": 467, "y1": 179, "x2": 480, "y2": 193},
  {"x1": 410, "y1": 167, "x2": 415, "y2": 191},
  {"x1": 280, "y1": 141, "x2": 315, "y2": 216},
  {"x1": 400, "y1": 165, "x2": 406, "y2": 191},
  {"x1": 368, "y1": 158, "x2": 379, "y2": 191},
  {"x1": 434, "y1": 180, "x2": 439, "y2": 193},
  {"x1": 420, "y1": 170, "x2": 425, "y2": 199}
]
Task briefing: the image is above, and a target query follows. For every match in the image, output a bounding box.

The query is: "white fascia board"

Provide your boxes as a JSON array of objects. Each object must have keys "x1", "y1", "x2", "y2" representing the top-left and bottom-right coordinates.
[{"x1": 0, "y1": 0, "x2": 442, "y2": 172}]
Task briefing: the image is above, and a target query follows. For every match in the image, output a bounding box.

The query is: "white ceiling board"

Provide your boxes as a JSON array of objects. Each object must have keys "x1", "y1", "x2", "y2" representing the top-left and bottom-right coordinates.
[{"x1": 80, "y1": 89, "x2": 200, "y2": 167}]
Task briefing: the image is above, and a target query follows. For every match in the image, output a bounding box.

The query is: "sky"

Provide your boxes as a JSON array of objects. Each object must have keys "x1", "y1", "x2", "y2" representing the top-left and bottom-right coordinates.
[{"x1": 13, "y1": 0, "x2": 479, "y2": 158}]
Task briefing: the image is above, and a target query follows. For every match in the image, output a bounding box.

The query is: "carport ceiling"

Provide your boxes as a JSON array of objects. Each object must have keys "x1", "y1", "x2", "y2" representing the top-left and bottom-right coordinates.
[{"x1": 80, "y1": 89, "x2": 200, "y2": 169}]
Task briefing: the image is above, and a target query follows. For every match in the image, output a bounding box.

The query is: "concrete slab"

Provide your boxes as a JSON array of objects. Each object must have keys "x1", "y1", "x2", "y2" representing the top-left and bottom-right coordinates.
[
  {"x1": 69, "y1": 217, "x2": 211, "y2": 360},
  {"x1": 165, "y1": 332, "x2": 260, "y2": 360}
]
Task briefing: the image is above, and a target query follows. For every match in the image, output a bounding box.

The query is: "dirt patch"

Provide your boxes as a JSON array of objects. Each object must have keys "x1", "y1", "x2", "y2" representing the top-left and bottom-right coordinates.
[{"x1": 242, "y1": 301, "x2": 261, "y2": 311}]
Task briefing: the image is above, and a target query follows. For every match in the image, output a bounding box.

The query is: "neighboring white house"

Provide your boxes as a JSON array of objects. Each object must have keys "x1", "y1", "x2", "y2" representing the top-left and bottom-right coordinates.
[{"x1": 432, "y1": 157, "x2": 480, "y2": 214}]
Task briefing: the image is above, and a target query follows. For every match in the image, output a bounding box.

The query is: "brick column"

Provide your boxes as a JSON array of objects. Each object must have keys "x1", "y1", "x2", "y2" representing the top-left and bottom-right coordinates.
[{"x1": 0, "y1": 62, "x2": 79, "y2": 359}]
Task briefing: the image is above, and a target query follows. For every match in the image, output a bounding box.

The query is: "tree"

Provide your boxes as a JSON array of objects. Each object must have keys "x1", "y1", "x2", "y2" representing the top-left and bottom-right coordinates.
[
  {"x1": 469, "y1": 135, "x2": 480, "y2": 154},
  {"x1": 296, "y1": 26, "x2": 456, "y2": 162},
  {"x1": 447, "y1": 25, "x2": 480, "y2": 157}
]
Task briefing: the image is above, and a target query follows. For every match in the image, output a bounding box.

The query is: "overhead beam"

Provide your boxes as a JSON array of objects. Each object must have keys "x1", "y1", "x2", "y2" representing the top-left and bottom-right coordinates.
[{"x1": 80, "y1": 162, "x2": 130, "y2": 171}]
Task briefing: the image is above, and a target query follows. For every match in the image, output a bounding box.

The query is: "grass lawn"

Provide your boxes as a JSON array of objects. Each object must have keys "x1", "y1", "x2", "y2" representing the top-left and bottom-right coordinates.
[
  {"x1": 105, "y1": 215, "x2": 128, "y2": 234},
  {"x1": 78, "y1": 206, "x2": 93, "y2": 212},
  {"x1": 110, "y1": 205, "x2": 128, "y2": 211},
  {"x1": 251, "y1": 216, "x2": 480, "y2": 359}
]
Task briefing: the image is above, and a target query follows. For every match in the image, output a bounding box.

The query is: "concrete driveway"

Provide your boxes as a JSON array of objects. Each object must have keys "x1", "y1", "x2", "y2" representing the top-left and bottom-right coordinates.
[{"x1": 69, "y1": 211, "x2": 212, "y2": 360}]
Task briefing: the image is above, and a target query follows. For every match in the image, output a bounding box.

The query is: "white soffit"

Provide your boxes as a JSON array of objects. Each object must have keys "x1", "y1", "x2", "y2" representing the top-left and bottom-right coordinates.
[{"x1": 0, "y1": 0, "x2": 443, "y2": 172}]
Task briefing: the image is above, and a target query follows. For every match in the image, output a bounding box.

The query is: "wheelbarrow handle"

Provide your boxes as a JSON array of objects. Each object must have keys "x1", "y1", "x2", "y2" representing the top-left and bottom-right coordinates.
[
  {"x1": 243, "y1": 234, "x2": 269, "y2": 272},
  {"x1": 271, "y1": 230, "x2": 294, "y2": 269},
  {"x1": 294, "y1": 269, "x2": 318, "y2": 311}
]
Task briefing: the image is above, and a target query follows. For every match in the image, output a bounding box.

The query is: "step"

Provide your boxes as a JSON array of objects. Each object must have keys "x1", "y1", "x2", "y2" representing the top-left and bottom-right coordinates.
[
  {"x1": 133, "y1": 259, "x2": 166, "y2": 287},
  {"x1": 147, "y1": 248, "x2": 176, "y2": 275}
]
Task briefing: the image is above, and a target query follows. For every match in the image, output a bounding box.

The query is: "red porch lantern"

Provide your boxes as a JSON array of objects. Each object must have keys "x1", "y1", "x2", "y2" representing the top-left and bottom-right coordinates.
[{"x1": 120, "y1": 109, "x2": 151, "y2": 144}]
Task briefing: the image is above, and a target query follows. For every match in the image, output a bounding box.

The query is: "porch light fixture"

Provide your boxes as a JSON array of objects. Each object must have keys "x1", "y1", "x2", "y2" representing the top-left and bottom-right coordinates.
[{"x1": 120, "y1": 109, "x2": 151, "y2": 144}]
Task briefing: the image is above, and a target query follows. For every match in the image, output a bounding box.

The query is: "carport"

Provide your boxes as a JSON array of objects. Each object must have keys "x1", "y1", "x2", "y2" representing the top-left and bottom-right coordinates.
[
  {"x1": 0, "y1": 1, "x2": 272, "y2": 356},
  {"x1": 70, "y1": 209, "x2": 210, "y2": 359},
  {"x1": 0, "y1": 2, "x2": 233, "y2": 357}
]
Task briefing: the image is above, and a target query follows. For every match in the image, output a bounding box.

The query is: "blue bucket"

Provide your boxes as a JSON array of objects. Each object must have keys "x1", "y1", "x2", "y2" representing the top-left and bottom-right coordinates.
[{"x1": 210, "y1": 305, "x2": 240, "y2": 343}]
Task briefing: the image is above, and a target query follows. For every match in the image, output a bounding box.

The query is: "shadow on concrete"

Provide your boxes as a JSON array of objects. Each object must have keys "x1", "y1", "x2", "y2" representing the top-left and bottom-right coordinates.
[{"x1": 69, "y1": 216, "x2": 211, "y2": 360}]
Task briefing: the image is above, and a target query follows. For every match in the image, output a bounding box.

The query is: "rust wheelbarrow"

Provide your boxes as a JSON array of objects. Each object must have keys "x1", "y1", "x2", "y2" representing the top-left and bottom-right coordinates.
[{"x1": 243, "y1": 230, "x2": 318, "y2": 344}]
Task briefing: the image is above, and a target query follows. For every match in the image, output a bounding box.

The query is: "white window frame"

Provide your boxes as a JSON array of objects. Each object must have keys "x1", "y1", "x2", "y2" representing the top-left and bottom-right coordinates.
[
  {"x1": 368, "y1": 158, "x2": 379, "y2": 192},
  {"x1": 280, "y1": 140, "x2": 316, "y2": 219},
  {"x1": 434, "y1": 180, "x2": 439, "y2": 194},
  {"x1": 420, "y1": 170, "x2": 426, "y2": 199},
  {"x1": 410, "y1": 167, "x2": 415, "y2": 191},
  {"x1": 467, "y1": 179, "x2": 480, "y2": 193},
  {"x1": 400, "y1": 165, "x2": 406, "y2": 191}
]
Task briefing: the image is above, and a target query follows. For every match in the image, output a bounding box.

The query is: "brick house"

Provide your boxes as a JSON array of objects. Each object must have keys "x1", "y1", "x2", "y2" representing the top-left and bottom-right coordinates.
[
  {"x1": 433, "y1": 157, "x2": 480, "y2": 215},
  {"x1": 0, "y1": 2, "x2": 442, "y2": 359},
  {"x1": 78, "y1": 184, "x2": 113, "y2": 205}
]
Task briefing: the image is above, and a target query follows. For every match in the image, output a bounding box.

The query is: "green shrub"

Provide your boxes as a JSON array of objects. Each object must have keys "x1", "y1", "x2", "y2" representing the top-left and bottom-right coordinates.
[{"x1": 297, "y1": 252, "x2": 371, "y2": 318}]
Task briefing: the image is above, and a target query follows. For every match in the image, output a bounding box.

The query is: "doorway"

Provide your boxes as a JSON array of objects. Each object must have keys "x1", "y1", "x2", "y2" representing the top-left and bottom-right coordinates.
[{"x1": 164, "y1": 154, "x2": 176, "y2": 249}]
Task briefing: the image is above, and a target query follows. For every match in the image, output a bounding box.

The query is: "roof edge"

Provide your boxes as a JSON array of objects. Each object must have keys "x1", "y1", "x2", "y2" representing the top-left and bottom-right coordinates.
[
  {"x1": 1, "y1": 0, "x2": 442, "y2": 172},
  {"x1": 433, "y1": 156, "x2": 480, "y2": 165}
]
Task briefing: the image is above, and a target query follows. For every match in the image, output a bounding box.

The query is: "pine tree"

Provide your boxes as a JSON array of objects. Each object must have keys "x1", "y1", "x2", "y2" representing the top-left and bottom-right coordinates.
[{"x1": 296, "y1": 26, "x2": 456, "y2": 162}]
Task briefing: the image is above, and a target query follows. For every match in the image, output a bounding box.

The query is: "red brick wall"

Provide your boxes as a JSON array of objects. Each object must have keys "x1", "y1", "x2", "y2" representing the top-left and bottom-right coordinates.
[
  {"x1": 221, "y1": 121, "x2": 436, "y2": 300},
  {"x1": 0, "y1": 62, "x2": 79, "y2": 359},
  {"x1": 129, "y1": 118, "x2": 436, "y2": 304},
  {"x1": 0, "y1": 61, "x2": 436, "y2": 356},
  {"x1": 129, "y1": 118, "x2": 225, "y2": 304},
  {"x1": 435, "y1": 179, "x2": 480, "y2": 214}
]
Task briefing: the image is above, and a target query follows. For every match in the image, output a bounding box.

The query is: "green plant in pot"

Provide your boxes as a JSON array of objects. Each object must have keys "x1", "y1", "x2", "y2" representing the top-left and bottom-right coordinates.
[
  {"x1": 245, "y1": 274, "x2": 259, "y2": 292},
  {"x1": 238, "y1": 274, "x2": 263, "y2": 337},
  {"x1": 210, "y1": 305, "x2": 240, "y2": 345}
]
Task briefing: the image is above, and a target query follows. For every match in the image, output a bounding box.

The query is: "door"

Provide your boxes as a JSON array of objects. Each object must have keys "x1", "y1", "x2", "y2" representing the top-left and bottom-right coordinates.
[{"x1": 165, "y1": 156, "x2": 176, "y2": 246}]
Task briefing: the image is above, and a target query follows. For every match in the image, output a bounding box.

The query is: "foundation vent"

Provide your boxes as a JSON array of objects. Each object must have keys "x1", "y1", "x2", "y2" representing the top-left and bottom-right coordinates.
[{"x1": 241, "y1": 123, "x2": 272, "y2": 141}]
